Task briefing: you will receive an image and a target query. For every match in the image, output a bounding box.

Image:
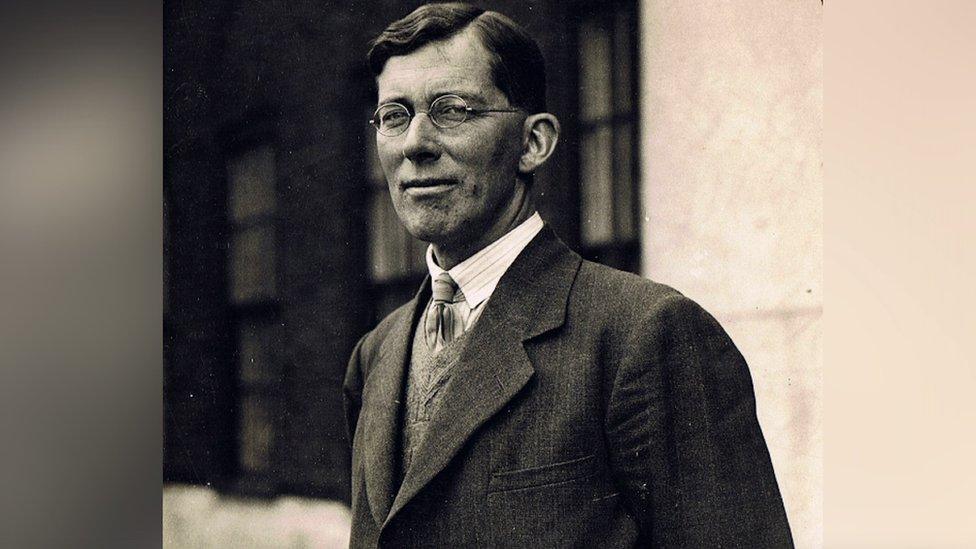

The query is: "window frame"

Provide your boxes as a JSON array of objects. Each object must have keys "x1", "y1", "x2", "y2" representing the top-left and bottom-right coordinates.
[
  {"x1": 573, "y1": 0, "x2": 642, "y2": 274},
  {"x1": 218, "y1": 116, "x2": 285, "y2": 498}
]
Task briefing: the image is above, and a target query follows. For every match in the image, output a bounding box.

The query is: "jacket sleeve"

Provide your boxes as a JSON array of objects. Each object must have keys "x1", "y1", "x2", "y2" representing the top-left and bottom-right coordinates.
[
  {"x1": 343, "y1": 332, "x2": 369, "y2": 445},
  {"x1": 604, "y1": 294, "x2": 794, "y2": 548}
]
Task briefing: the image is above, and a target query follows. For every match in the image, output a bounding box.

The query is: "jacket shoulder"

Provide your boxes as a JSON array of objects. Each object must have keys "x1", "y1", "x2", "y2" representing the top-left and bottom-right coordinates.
[
  {"x1": 568, "y1": 259, "x2": 732, "y2": 354},
  {"x1": 354, "y1": 298, "x2": 416, "y2": 366},
  {"x1": 574, "y1": 259, "x2": 688, "y2": 312}
]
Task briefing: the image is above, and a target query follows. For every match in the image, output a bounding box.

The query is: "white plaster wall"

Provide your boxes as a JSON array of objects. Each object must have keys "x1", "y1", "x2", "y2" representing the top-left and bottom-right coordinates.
[{"x1": 639, "y1": 1, "x2": 822, "y2": 547}]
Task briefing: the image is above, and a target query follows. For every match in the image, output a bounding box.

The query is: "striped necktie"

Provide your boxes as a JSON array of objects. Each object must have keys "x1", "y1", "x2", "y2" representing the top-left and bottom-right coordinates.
[{"x1": 425, "y1": 272, "x2": 460, "y2": 352}]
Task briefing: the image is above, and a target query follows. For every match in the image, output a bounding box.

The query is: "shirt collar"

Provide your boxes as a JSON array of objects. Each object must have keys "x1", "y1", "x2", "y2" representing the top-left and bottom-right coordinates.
[{"x1": 425, "y1": 212, "x2": 544, "y2": 308}]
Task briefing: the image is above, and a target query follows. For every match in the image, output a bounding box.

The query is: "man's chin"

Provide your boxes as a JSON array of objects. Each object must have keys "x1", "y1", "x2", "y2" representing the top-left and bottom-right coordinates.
[{"x1": 402, "y1": 222, "x2": 453, "y2": 247}]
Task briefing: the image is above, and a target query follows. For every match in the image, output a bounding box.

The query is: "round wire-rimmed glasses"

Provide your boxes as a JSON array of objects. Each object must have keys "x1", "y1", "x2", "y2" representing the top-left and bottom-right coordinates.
[{"x1": 369, "y1": 94, "x2": 522, "y2": 136}]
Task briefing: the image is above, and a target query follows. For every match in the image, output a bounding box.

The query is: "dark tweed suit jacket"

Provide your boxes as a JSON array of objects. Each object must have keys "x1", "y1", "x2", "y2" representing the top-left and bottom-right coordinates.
[{"x1": 343, "y1": 226, "x2": 793, "y2": 548}]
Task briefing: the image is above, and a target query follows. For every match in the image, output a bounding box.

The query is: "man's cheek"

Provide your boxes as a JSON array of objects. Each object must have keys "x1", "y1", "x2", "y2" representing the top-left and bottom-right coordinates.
[{"x1": 380, "y1": 160, "x2": 399, "y2": 185}]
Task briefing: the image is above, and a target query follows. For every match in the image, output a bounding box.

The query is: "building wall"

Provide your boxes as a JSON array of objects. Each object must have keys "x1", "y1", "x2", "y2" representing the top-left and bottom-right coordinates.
[
  {"x1": 164, "y1": 0, "x2": 375, "y2": 498},
  {"x1": 640, "y1": 1, "x2": 822, "y2": 547}
]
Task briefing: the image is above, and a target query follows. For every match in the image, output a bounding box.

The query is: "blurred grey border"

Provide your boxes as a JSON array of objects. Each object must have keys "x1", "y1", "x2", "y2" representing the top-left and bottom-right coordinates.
[{"x1": 0, "y1": 1, "x2": 162, "y2": 547}]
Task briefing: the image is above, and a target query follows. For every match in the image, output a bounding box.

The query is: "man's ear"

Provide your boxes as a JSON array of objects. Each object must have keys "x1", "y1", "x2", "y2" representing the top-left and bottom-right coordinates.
[{"x1": 518, "y1": 113, "x2": 560, "y2": 175}]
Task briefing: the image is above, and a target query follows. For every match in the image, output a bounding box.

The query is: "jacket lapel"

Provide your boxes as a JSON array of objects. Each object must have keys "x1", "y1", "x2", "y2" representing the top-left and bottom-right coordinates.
[
  {"x1": 385, "y1": 226, "x2": 583, "y2": 525},
  {"x1": 361, "y1": 280, "x2": 429, "y2": 527}
]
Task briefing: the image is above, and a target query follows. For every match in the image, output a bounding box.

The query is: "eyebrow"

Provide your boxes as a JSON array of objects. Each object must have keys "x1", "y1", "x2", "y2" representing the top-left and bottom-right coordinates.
[{"x1": 377, "y1": 89, "x2": 491, "y2": 108}]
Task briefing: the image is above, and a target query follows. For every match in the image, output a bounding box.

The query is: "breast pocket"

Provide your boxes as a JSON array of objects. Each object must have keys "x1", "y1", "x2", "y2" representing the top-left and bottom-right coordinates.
[
  {"x1": 488, "y1": 454, "x2": 596, "y2": 493},
  {"x1": 487, "y1": 455, "x2": 614, "y2": 547}
]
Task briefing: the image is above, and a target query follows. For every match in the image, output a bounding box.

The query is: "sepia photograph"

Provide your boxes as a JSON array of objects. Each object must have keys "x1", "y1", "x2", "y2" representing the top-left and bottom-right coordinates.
[{"x1": 164, "y1": 1, "x2": 822, "y2": 546}]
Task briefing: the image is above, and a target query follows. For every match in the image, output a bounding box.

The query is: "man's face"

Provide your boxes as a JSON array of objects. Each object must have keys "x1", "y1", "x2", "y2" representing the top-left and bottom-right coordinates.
[{"x1": 374, "y1": 28, "x2": 526, "y2": 251}]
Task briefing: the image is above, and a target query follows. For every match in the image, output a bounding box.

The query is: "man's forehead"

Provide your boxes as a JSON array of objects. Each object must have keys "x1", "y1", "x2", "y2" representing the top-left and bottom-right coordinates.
[
  {"x1": 376, "y1": 29, "x2": 497, "y2": 100},
  {"x1": 377, "y1": 66, "x2": 490, "y2": 97}
]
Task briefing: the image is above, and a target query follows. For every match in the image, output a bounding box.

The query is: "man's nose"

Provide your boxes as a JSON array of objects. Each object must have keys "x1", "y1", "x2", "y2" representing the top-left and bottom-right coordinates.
[{"x1": 400, "y1": 112, "x2": 441, "y2": 164}]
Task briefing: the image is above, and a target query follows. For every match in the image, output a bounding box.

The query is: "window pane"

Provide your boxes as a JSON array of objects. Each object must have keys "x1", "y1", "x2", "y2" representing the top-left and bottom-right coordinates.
[
  {"x1": 230, "y1": 224, "x2": 277, "y2": 303},
  {"x1": 238, "y1": 318, "x2": 278, "y2": 385},
  {"x1": 579, "y1": 18, "x2": 612, "y2": 122},
  {"x1": 228, "y1": 145, "x2": 277, "y2": 222},
  {"x1": 239, "y1": 394, "x2": 273, "y2": 473},
  {"x1": 613, "y1": 6, "x2": 633, "y2": 115},
  {"x1": 614, "y1": 122, "x2": 635, "y2": 241},
  {"x1": 580, "y1": 125, "x2": 614, "y2": 246}
]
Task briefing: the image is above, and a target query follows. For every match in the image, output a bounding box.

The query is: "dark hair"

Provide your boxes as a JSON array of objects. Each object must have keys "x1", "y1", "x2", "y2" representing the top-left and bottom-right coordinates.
[{"x1": 367, "y1": 2, "x2": 547, "y2": 113}]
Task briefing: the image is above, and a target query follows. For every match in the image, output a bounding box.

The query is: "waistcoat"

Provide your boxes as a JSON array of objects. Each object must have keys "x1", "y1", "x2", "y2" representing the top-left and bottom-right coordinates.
[{"x1": 398, "y1": 313, "x2": 476, "y2": 483}]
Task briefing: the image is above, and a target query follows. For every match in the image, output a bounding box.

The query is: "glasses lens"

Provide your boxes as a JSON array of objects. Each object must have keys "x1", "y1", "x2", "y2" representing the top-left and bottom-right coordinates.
[
  {"x1": 430, "y1": 96, "x2": 468, "y2": 127},
  {"x1": 375, "y1": 104, "x2": 410, "y2": 135}
]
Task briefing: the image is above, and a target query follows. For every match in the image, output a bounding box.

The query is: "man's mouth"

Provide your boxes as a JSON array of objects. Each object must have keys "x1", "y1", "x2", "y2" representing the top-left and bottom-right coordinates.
[
  {"x1": 401, "y1": 178, "x2": 457, "y2": 188},
  {"x1": 400, "y1": 178, "x2": 457, "y2": 196}
]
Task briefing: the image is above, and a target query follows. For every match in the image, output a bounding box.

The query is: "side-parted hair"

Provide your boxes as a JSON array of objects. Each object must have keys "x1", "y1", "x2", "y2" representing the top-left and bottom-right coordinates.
[{"x1": 367, "y1": 2, "x2": 547, "y2": 114}]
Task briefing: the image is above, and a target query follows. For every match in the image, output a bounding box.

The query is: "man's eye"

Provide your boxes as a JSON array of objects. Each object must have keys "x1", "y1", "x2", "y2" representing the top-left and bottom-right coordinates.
[
  {"x1": 434, "y1": 103, "x2": 467, "y2": 121},
  {"x1": 381, "y1": 110, "x2": 408, "y2": 125}
]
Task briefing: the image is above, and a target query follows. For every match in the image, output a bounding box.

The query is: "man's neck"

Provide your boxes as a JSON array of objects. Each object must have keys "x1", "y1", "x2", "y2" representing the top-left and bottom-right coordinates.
[{"x1": 431, "y1": 196, "x2": 536, "y2": 270}]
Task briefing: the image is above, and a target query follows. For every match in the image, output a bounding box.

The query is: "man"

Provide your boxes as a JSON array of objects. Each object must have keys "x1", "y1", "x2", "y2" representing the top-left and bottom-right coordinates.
[{"x1": 344, "y1": 3, "x2": 793, "y2": 547}]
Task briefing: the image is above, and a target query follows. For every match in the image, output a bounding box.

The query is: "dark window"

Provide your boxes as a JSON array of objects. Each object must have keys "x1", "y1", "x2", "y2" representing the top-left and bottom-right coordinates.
[
  {"x1": 225, "y1": 143, "x2": 283, "y2": 494},
  {"x1": 576, "y1": 0, "x2": 640, "y2": 273}
]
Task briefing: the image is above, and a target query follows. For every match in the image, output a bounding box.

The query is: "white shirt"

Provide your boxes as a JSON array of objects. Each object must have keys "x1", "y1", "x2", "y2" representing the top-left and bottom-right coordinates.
[{"x1": 423, "y1": 212, "x2": 544, "y2": 347}]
